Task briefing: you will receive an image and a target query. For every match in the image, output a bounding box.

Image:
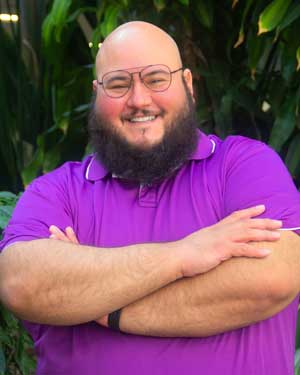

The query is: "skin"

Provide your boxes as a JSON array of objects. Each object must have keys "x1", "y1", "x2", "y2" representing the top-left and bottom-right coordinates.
[
  {"x1": 92, "y1": 22, "x2": 194, "y2": 149},
  {"x1": 0, "y1": 205, "x2": 284, "y2": 326},
  {"x1": 50, "y1": 226, "x2": 300, "y2": 336},
  {"x1": 0, "y1": 22, "x2": 299, "y2": 338}
]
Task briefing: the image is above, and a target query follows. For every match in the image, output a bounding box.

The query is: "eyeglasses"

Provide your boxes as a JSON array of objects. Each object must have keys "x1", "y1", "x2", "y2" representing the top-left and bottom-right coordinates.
[{"x1": 97, "y1": 64, "x2": 183, "y2": 98}]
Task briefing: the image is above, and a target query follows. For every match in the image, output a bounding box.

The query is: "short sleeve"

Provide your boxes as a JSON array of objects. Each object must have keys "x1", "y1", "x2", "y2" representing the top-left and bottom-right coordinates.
[
  {"x1": 0, "y1": 165, "x2": 74, "y2": 252},
  {"x1": 222, "y1": 136, "x2": 300, "y2": 230}
]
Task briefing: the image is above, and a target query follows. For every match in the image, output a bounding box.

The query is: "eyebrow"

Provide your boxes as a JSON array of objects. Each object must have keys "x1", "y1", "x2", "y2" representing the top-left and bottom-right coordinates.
[
  {"x1": 105, "y1": 74, "x2": 131, "y2": 84},
  {"x1": 142, "y1": 69, "x2": 168, "y2": 77}
]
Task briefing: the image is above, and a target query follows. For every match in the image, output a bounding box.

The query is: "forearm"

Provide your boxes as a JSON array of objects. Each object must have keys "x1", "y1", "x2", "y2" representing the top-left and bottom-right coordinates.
[
  {"x1": 0, "y1": 239, "x2": 181, "y2": 325},
  {"x1": 0, "y1": 205, "x2": 283, "y2": 328},
  {"x1": 119, "y1": 232, "x2": 300, "y2": 337}
]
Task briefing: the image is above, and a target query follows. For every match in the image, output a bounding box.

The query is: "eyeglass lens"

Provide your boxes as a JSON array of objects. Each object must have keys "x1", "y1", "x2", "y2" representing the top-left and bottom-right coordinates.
[{"x1": 102, "y1": 65, "x2": 171, "y2": 98}]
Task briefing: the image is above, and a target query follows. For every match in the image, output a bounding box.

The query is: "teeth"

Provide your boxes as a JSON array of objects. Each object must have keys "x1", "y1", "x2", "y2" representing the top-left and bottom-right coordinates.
[{"x1": 130, "y1": 116, "x2": 156, "y2": 122}]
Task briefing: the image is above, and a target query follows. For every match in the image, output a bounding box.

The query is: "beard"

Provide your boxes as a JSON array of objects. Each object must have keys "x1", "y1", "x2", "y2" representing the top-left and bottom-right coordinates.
[{"x1": 88, "y1": 82, "x2": 198, "y2": 185}]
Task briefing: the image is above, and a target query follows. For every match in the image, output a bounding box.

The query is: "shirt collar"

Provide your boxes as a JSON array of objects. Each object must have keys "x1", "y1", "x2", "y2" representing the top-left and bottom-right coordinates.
[
  {"x1": 85, "y1": 129, "x2": 216, "y2": 182},
  {"x1": 188, "y1": 129, "x2": 216, "y2": 161},
  {"x1": 85, "y1": 155, "x2": 108, "y2": 181}
]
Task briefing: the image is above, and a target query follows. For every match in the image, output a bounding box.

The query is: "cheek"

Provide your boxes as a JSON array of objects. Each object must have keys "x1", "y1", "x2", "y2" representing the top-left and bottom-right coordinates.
[
  {"x1": 96, "y1": 95, "x2": 123, "y2": 120},
  {"x1": 154, "y1": 86, "x2": 185, "y2": 111}
]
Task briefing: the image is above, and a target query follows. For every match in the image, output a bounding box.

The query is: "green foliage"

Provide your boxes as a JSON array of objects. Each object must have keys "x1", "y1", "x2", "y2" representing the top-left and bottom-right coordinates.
[
  {"x1": 0, "y1": 192, "x2": 36, "y2": 375},
  {"x1": 258, "y1": 0, "x2": 292, "y2": 34},
  {"x1": 0, "y1": 0, "x2": 92, "y2": 191},
  {"x1": 295, "y1": 349, "x2": 300, "y2": 375},
  {"x1": 42, "y1": 0, "x2": 73, "y2": 44},
  {"x1": 0, "y1": 0, "x2": 300, "y2": 373},
  {"x1": 0, "y1": 192, "x2": 20, "y2": 233},
  {"x1": 0, "y1": 305, "x2": 36, "y2": 375},
  {"x1": 1, "y1": 0, "x2": 300, "y2": 189}
]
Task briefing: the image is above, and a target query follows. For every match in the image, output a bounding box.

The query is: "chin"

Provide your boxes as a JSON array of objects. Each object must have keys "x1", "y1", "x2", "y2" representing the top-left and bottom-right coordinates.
[
  {"x1": 124, "y1": 135, "x2": 162, "y2": 151},
  {"x1": 127, "y1": 128, "x2": 165, "y2": 147}
]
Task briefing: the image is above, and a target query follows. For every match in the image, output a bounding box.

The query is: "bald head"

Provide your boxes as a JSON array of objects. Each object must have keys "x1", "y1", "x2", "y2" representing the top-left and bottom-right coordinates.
[{"x1": 95, "y1": 21, "x2": 182, "y2": 77}]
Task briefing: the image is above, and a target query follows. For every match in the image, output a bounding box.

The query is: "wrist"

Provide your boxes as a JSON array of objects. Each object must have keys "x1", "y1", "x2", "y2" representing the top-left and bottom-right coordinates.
[
  {"x1": 108, "y1": 309, "x2": 122, "y2": 331},
  {"x1": 167, "y1": 239, "x2": 186, "y2": 279}
]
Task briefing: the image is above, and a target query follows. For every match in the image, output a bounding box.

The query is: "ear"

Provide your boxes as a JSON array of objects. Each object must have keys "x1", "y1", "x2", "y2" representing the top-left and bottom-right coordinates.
[
  {"x1": 183, "y1": 69, "x2": 194, "y2": 101},
  {"x1": 92, "y1": 80, "x2": 98, "y2": 92}
]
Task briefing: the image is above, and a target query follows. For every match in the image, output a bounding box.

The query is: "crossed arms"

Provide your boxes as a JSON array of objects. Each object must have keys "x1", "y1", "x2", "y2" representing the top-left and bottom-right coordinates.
[{"x1": 0, "y1": 205, "x2": 299, "y2": 337}]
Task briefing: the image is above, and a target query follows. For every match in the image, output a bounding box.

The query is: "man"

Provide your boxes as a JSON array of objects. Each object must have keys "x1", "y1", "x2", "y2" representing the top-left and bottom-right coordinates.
[{"x1": 1, "y1": 21, "x2": 300, "y2": 375}]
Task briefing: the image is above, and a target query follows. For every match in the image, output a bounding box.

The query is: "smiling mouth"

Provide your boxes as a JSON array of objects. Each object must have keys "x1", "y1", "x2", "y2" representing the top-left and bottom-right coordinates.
[{"x1": 129, "y1": 115, "x2": 156, "y2": 123}]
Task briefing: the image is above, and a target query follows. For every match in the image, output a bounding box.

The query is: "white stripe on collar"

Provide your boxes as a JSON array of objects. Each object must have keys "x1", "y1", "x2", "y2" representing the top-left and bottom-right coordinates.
[
  {"x1": 85, "y1": 156, "x2": 95, "y2": 180},
  {"x1": 86, "y1": 139, "x2": 217, "y2": 180},
  {"x1": 279, "y1": 227, "x2": 300, "y2": 231},
  {"x1": 210, "y1": 139, "x2": 216, "y2": 154}
]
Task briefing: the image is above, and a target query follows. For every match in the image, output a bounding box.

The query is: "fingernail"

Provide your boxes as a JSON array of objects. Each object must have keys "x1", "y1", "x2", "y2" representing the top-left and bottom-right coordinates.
[
  {"x1": 260, "y1": 248, "x2": 271, "y2": 256},
  {"x1": 256, "y1": 204, "x2": 265, "y2": 210}
]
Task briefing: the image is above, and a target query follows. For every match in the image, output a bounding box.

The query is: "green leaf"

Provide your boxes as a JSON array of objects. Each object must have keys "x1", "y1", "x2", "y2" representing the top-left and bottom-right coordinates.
[
  {"x1": 0, "y1": 192, "x2": 19, "y2": 229},
  {"x1": 0, "y1": 205, "x2": 14, "y2": 217},
  {"x1": 297, "y1": 46, "x2": 300, "y2": 71},
  {"x1": 282, "y1": 53, "x2": 296, "y2": 82},
  {"x1": 195, "y1": 2, "x2": 214, "y2": 29},
  {"x1": 0, "y1": 305, "x2": 19, "y2": 329},
  {"x1": 0, "y1": 191, "x2": 18, "y2": 203},
  {"x1": 21, "y1": 144, "x2": 44, "y2": 186},
  {"x1": 153, "y1": 0, "x2": 166, "y2": 12},
  {"x1": 285, "y1": 133, "x2": 300, "y2": 178},
  {"x1": 178, "y1": 0, "x2": 189, "y2": 6},
  {"x1": 91, "y1": 22, "x2": 103, "y2": 58},
  {"x1": 234, "y1": 0, "x2": 254, "y2": 48},
  {"x1": 0, "y1": 343, "x2": 5, "y2": 374},
  {"x1": 0, "y1": 215, "x2": 10, "y2": 231},
  {"x1": 42, "y1": 0, "x2": 72, "y2": 45},
  {"x1": 294, "y1": 348, "x2": 300, "y2": 375},
  {"x1": 43, "y1": 146, "x2": 62, "y2": 174},
  {"x1": 16, "y1": 332, "x2": 36, "y2": 375},
  {"x1": 258, "y1": 0, "x2": 292, "y2": 35},
  {"x1": 277, "y1": 2, "x2": 300, "y2": 32},
  {"x1": 268, "y1": 96, "x2": 296, "y2": 151},
  {"x1": 231, "y1": 87, "x2": 256, "y2": 112},
  {"x1": 66, "y1": 7, "x2": 97, "y2": 24},
  {"x1": 247, "y1": 34, "x2": 268, "y2": 77},
  {"x1": 101, "y1": 4, "x2": 122, "y2": 38},
  {"x1": 213, "y1": 92, "x2": 233, "y2": 138}
]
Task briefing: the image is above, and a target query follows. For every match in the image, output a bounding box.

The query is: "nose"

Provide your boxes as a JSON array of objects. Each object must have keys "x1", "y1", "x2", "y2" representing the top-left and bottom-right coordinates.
[{"x1": 126, "y1": 76, "x2": 152, "y2": 109}]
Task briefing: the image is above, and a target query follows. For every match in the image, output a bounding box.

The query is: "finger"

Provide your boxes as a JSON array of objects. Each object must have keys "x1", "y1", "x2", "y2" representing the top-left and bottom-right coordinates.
[
  {"x1": 49, "y1": 225, "x2": 69, "y2": 241},
  {"x1": 247, "y1": 218, "x2": 282, "y2": 230},
  {"x1": 65, "y1": 226, "x2": 79, "y2": 244},
  {"x1": 223, "y1": 205, "x2": 266, "y2": 223},
  {"x1": 236, "y1": 228, "x2": 281, "y2": 243},
  {"x1": 231, "y1": 243, "x2": 271, "y2": 258}
]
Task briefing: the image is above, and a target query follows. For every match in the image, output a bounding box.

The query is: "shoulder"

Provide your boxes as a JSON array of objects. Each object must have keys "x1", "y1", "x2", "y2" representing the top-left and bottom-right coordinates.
[
  {"x1": 27, "y1": 156, "x2": 94, "y2": 193},
  {"x1": 212, "y1": 134, "x2": 274, "y2": 160},
  {"x1": 208, "y1": 134, "x2": 285, "y2": 176}
]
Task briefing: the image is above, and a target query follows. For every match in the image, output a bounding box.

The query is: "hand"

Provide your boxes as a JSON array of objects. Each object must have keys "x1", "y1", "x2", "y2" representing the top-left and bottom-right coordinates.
[
  {"x1": 49, "y1": 226, "x2": 79, "y2": 244},
  {"x1": 94, "y1": 315, "x2": 108, "y2": 327},
  {"x1": 176, "y1": 205, "x2": 282, "y2": 277}
]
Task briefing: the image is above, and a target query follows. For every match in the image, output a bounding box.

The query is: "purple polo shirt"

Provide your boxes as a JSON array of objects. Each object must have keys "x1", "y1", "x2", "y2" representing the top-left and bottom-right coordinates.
[{"x1": 1, "y1": 131, "x2": 300, "y2": 375}]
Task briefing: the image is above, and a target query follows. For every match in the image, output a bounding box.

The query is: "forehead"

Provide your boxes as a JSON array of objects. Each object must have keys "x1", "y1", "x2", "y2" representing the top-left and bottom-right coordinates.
[
  {"x1": 96, "y1": 27, "x2": 181, "y2": 77},
  {"x1": 103, "y1": 64, "x2": 171, "y2": 77}
]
